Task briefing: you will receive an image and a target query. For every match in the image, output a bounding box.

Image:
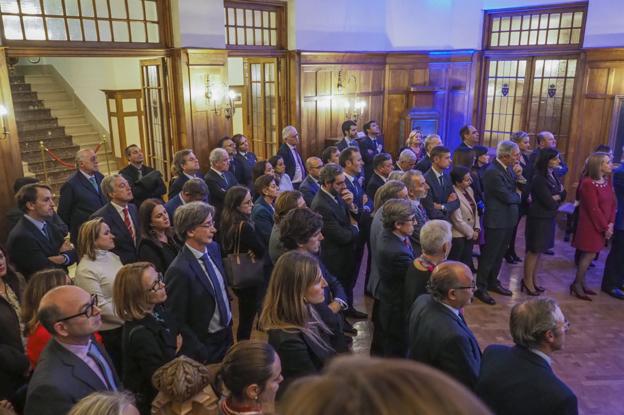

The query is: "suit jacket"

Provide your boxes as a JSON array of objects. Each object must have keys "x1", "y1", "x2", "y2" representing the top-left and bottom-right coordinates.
[
  {"x1": 407, "y1": 294, "x2": 481, "y2": 389},
  {"x1": 450, "y1": 185, "x2": 480, "y2": 238},
  {"x1": 7, "y1": 209, "x2": 68, "y2": 235},
  {"x1": 299, "y1": 175, "x2": 320, "y2": 207},
  {"x1": 251, "y1": 197, "x2": 274, "y2": 248},
  {"x1": 366, "y1": 172, "x2": 386, "y2": 201},
  {"x1": 455, "y1": 141, "x2": 473, "y2": 153},
  {"x1": 415, "y1": 154, "x2": 432, "y2": 173},
  {"x1": 204, "y1": 169, "x2": 238, "y2": 221},
  {"x1": 233, "y1": 152, "x2": 255, "y2": 188},
  {"x1": 164, "y1": 194, "x2": 184, "y2": 224},
  {"x1": 164, "y1": 244, "x2": 232, "y2": 363},
  {"x1": 345, "y1": 174, "x2": 371, "y2": 213},
  {"x1": 311, "y1": 190, "x2": 359, "y2": 282},
  {"x1": 24, "y1": 338, "x2": 120, "y2": 415},
  {"x1": 336, "y1": 137, "x2": 359, "y2": 151},
  {"x1": 482, "y1": 161, "x2": 522, "y2": 229},
  {"x1": 358, "y1": 135, "x2": 384, "y2": 182},
  {"x1": 277, "y1": 143, "x2": 307, "y2": 183},
  {"x1": 409, "y1": 201, "x2": 428, "y2": 255},
  {"x1": 90, "y1": 203, "x2": 139, "y2": 265},
  {"x1": 119, "y1": 164, "x2": 166, "y2": 208},
  {"x1": 476, "y1": 345, "x2": 578, "y2": 415},
  {"x1": 422, "y1": 168, "x2": 460, "y2": 220},
  {"x1": 58, "y1": 170, "x2": 106, "y2": 243},
  {"x1": 7, "y1": 216, "x2": 77, "y2": 279},
  {"x1": 366, "y1": 208, "x2": 384, "y2": 298},
  {"x1": 528, "y1": 174, "x2": 566, "y2": 219}
]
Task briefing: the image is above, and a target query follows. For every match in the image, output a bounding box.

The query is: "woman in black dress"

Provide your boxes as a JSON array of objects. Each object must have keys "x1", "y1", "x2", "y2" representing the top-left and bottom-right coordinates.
[
  {"x1": 523, "y1": 148, "x2": 566, "y2": 295},
  {"x1": 137, "y1": 198, "x2": 180, "y2": 273},
  {"x1": 220, "y1": 186, "x2": 266, "y2": 341}
]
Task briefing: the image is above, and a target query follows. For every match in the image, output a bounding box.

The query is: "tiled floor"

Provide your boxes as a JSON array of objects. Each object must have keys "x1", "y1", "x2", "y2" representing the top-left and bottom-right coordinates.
[{"x1": 348, "y1": 220, "x2": 624, "y2": 415}]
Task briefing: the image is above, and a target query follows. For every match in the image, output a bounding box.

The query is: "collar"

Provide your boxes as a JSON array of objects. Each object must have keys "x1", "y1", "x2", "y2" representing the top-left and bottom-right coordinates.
[
  {"x1": 131, "y1": 163, "x2": 143, "y2": 170},
  {"x1": 463, "y1": 141, "x2": 474, "y2": 149},
  {"x1": 178, "y1": 193, "x2": 186, "y2": 205},
  {"x1": 211, "y1": 167, "x2": 226, "y2": 176},
  {"x1": 438, "y1": 300, "x2": 461, "y2": 318},
  {"x1": 238, "y1": 151, "x2": 247, "y2": 157},
  {"x1": 287, "y1": 143, "x2": 297, "y2": 151},
  {"x1": 529, "y1": 348, "x2": 552, "y2": 366},
  {"x1": 321, "y1": 187, "x2": 338, "y2": 203},
  {"x1": 58, "y1": 338, "x2": 92, "y2": 360},
  {"x1": 344, "y1": 172, "x2": 357, "y2": 183},
  {"x1": 186, "y1": 243, "x2": 208, "y2": 259},
  {"x1": 374, "y1": 172, "x2": 387, "y2": 182},
  {"x1": 368, "y1": 135, "x2": 377, "y2": 141},
  {"x1": 79, "y1": 169, "x2": 95, "y2": 180},
  {"x1": 432, "y1": 166, "x2": 444, "y2": 178},
  {"x1": 24, "y1": 214, "x2": 47, "y2": 231},
  {"x1": 110, "y1": 201, "x2": 129, "y2": 213},
  {"x1": 183, "y1": 172, "x2": 196, "y2": 180},
  {"x1": 496, "y1": 158, "x2": 508, "y2": 170},
  {"x1": 393, "y1": 231, "x2": 409, "y2": 243}
]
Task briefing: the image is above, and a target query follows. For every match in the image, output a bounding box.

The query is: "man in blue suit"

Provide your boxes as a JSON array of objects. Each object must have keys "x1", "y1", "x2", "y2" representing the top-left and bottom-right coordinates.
[
  {"x1": 455, "y1": 124, "x2": 479, "y2": 153},
  {"x1": 358, "y1": 120, "x2": 384, "y2": 184},
  {"x1": 277, "y1": 125, "x2": 307, "y2": 187},
  {"x1": 232, "y1": 134, "x2": 257, "y2": 189},
  {"x1": 169, "y1": 149, "x2": 202, "y2": 199},
  {"x1": 336, "y1": 120, "x2": 360, "y2": 151},
  {"x1": 204, "y1": 148, "x2": 238, "y2": 222},
  {"x1": 299, "y1": 157, "x2": 323, "y2": 206},
  {"x1": 164, "y1": 178, "x2": 209, "y2": 225},
  {"x1": 407, "y1": 261, "x2": 481, "y2": 389},
  {"x1": 476, "y1": 298, "x2": 578, "y2": 415},
  {"x1": 422, "y1": 146, "x2": 459, "y2": 221},
  {"x1": 58, "y1": 148, "x2": 106, "y2": 244},
  {"x1": 165, "y1": 202, "x2": 233, "y2": 363},
  {"x1": 89, "y1": 174, "x2": 139, "y2": 264}
]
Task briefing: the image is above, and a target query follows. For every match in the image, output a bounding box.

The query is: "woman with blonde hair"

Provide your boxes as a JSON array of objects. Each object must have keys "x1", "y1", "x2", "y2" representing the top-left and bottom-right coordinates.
[
  {"x1": 279, "y1": 355, "x2": 492, "y2": 415},
  {"x1": 113, "y1": 262, "x2": 206, "y2": 415},
  {"x1": 259, "y1": 251, "x2": 334, "y2": 394},
  {"x1": 74, "y1": 217, "x2": 124, "y2": 372},
  {"x1": 401, "y1": 129, "x2": 424, "y2": 161},
  {"x1": 68, "y1": 391, "x2": 139, "y2": 415}
]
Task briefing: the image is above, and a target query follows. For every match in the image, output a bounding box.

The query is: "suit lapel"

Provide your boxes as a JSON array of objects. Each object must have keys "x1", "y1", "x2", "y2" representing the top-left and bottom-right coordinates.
[
  {"x1": 183, "y1": 246, "x2": 217, "y2": 297},
  {"x1": 51, "y1": 340, "x2": 108, "y2": 392},
  {"x1": 21, "y1": 218, "x2": 54, "y2": 250}
]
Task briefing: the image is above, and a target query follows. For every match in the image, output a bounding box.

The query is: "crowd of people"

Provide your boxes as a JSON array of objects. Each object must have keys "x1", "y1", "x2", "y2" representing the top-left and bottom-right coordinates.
[{"x1": 1, "y1": 120, "x2": 619, "y2": 415}]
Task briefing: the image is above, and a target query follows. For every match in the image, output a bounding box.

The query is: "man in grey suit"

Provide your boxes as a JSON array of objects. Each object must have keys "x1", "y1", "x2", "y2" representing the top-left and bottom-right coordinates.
[
  {"x1": 25, "y1": 285, "x2": 119, "y2": 415},
  {"x1": 475, "y1": 140, "x2": 525, "y2": 305}
]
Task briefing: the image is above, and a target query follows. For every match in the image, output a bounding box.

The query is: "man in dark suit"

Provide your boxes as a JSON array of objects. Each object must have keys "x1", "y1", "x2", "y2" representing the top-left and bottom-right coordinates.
[
  {"x1": 89, "y1": 174, "x2": 139, "y2": 264},
  {"x1": 527, "y1": 131, "x2": 569, "y2": 179},
  {"x1": 8, "y1": 184, "x2": 76, "y2": 279},
  {"x1": 422, "y1": 146, "x2": 459, "y2": 221},
  {"x1": 366, "y1": 153, "x2": 393, "y2": 201},
  {"x1": 25, "y1": 285, "x2": 120, "y2": 415},
  {"x1": 402, "y1": 170, "x2": 430, "y2": 255},
  {"x1": 299, "y1": 157, "x2": 323, "y2": 206},
  {"x1": 407, "y1": 261, "x2": 481, "y2": 389},
  {"x1": 476, "y1": 298, "x2": 578, "y2": 415},
  {"x1": 204, "y1": 148, "x2": 238, "y2": 222},
  {"x1": 118, "y1": 144, "x2": 166, "y2": 208},
  {"x1": 475, "y1": 140, "x2": 524, "y2": 305},
  {"x1": 395, "y1": 149, "x2": 418, "y2": 172},
  {"x1": 311, "y1": 163, "x2": 362, "y2": 314},
  {"x1": 165, "y1": 178, "x2": 209, "y2": 224},
  {"x1": 58, "y1": 148, "x2": 107, "y2": 244},
  {"x1": 415, "y1": 134, "x2": 443, "y2": 173},
  {"x1": 165, "y1": 202, "x2": 233, "y2": 363},
  {"x1": 358, "y1": 120, "x2": 384, "y2": 184},
  {"x1": 7, "y1": 177, "x2": 68, "y2": 235},
  {"x1": 169, "y1": 149, "x2": 202, "y2": 199},
  {"x1": 372, "y1": 199, "x2": 416, "y2": 357},
  {"x1": 277, "y1": 125, "x2": 307, "y2": 187},
  {"x1": 455, "y1": 125, "x2": 479, "y2": 153},
  {"x1": 232, "y1": 134, "x2": 256, "y2": 189},
  {"x1": 336, "y1": 120, "x2": 360, "y2": 151}
]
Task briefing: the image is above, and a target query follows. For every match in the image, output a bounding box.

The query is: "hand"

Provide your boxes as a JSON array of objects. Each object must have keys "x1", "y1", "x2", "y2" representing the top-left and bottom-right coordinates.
[
  {"x1": 552, "y1": 195, "x2": 561, "y2": 201},
  {"x1": 447, "y1": 192, "x2": 457, "y2": 202},
  {"x1": 59, "y1": 240, "x2": 74, "y2": 253},
  {"x1": 328, "y1": 301, "x2": 342, "y2": 314},
  {"x1": 606, "y1": 229, "x2": 614, "y2": 240},
  {"x1": 433, "y1": 203, "x2": 443, "y2": 210},
  {"x1": 176, "y1": 334, "x2": 183, "y2": 353},
  {"x1": 512, "y1": 163, "x2": 523, "y2": 176},
  {"x1": 0, "y1": 400, "x2": 15, "y2": 414},
  {"x1": 341, "y1": 189, "x2": 354, "y2": 207},
  {"x1": 362, "y1": 194, "x2": 369, "y2": 206},
  {"x1": 472, "y1": 229, "x2": 480, "y2": 241},
  {"x1": 48, "y1": 255, "x2": 66, "y2": 265}
]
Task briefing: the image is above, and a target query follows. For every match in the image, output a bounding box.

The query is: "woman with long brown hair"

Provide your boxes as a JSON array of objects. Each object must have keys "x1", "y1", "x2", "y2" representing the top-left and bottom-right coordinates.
[
  {"x1": 268, "y1": 190, "x2": 305, "y2": 263},
  {"x1": 137, "y1": 198, "x2": 180, "y2": 273},
  {"x1": 259, "y1": 251, "x2": 334, "y2": 394}
]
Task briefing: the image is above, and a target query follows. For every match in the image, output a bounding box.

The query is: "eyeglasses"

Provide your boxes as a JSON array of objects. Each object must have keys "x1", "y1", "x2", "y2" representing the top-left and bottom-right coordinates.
[
  {"x1": 198, "y1": 220, "x2": 215, "y2": 229},
  {"x1": 147, "y1": 273, "x2": 165, "y2": 293},
  {"x1": 56, "y1": 294, "x2": 99, "y2": 323},
  {"x1": 453, "y1": 282, "x2": 476, "y2": 290}
]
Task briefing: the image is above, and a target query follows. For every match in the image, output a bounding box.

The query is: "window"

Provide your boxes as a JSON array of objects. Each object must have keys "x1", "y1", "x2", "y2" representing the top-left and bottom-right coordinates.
[
  {"x1": 485, "y1": 3, "x2": 587, "y2": 49},
  {"x1": 0, "y1": 0, "x2": 162, "y2": 45},
  {"x1": 224, "y1": 1, "x2": 285, "y2": 49}
]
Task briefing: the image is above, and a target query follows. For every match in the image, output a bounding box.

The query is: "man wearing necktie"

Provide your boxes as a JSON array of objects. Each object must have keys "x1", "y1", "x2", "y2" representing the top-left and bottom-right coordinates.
[
  {"x1": 278, "y1": 125, "x2": 307, "y2": 188},
  {"x1": 25, "y1": 285, "x2": 120, "y2": 415},
  {"x1": 204, "y1": 148, "x2": 238, "y2": 223},
  {"x1": 358, "y1": 120, "x2": 385, "y2": 185},
  {"x1": 165, "y1": 202, "x2": 233, "y2": 363},
  {"x1": 403, "y1": 169, "x2": 430, "y2": 256},
  {"x1": 337, "y1": 120, "x2": 361, "y2": 151},
  {"x1": 422, "y1": 146, "x2": 459, "y2": 221}
]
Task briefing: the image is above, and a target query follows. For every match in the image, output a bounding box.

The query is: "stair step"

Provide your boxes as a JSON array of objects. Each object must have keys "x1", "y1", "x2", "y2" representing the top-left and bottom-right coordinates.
[
  {"x1": 51, "y1": 108, "x2": 82, "y2": 117},
  {"x1": 38, "y1": 93, "x2": 73, "y2": 103},
  {"x1": 65, "y1": 125, "x2": 97, "y2": 135},
  {"x1": 18, "y1": 127, "x2": 67, "y2": 142}
]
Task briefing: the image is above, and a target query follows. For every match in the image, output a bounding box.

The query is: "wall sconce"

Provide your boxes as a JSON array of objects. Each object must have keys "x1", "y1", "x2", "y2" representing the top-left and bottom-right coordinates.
[
  {"x1": 0, "y1": 104, "x2": 9, "y2": 138},
  {"x1": 334, "y1": 70, "x2": 365, "y2": 122},
  {"x1": 204, "y1": 74, "x2": 239, "y2": 120}
]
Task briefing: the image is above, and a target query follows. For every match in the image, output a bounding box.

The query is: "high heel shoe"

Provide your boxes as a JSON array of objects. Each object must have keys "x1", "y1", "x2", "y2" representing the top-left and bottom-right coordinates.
[
  {"x1": 535, "y1": 284, "x2": 545, "y2": 293},
  {"x1": 521, "y1": 281, "x2": 540, "y2": 296},
  {"x1": 570, "y1": 285, "x2": 592, "y2": 301},
  {"x1": 582, "y1": 286, "x2": 597, "y2": 295}
]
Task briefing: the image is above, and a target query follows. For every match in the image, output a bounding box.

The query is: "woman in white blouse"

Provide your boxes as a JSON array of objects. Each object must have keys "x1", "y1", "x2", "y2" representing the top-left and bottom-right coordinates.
[
  {"x1": 448, "y1": 166, "x2": 480, "y2": 270},
  {"x1": 269, "y1": 155, "x2": 293, "y2": 192},
  {"x1": 74, "y1": 217, "x2": 124, "y2": 373}
]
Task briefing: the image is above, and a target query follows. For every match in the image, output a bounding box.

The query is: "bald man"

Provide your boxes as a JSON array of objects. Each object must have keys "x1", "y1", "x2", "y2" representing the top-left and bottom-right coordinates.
[
  {"x1": 299, "y1": 157, "x2": 323, "y2": 206},
  {"x1": 25, "y1": 286, "x2": 120, "y2": 415},
  {"x1": 407, "y1": 261, "x2": 481, "y2": 389}
]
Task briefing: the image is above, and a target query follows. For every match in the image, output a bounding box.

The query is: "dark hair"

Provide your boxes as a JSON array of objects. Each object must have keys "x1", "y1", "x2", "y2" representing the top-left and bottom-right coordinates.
[
  {"x1": 16, "y1": 183, "x2": 51, "y2": 213},
  {"x1": 372, "y1": 153, "x2": 392, "y2": 170},
  {"x1": 139, "y1": 198, "x2": 175, "y2": 245},
  {"x1": 274, "y1": 190, "x2": 304, "y2": 224},
  {"x1": 13, "y1": 176, "x2": 39, "y2": 194},
  {"x1": 181, "y1": 178, "x2": 209, "y2": 201},
  {"x1": 534, "y1": 148, "x2": 560, "y2": 177},
  {"x1": 218, "y1": 340, "x2": 278, "y2": 402},
  {"x1": 363, "y1": 120, "x2": 377, "y2": 135},
  {"x1": 253, "y1": 160, "x2": 272, "y2": 183},
  {"x1": 473, "y1": 145, "x2": 489, "y2": 158},
  {"x1": 254, "y1": 174, "x2": 277, "y2": 197},
  {"x1": 218, "y1": 136, "x2": 233, "y2": 148},
  {"x1": 232, "y1": 134, "x2": 246, "y2": 150},
  {"x1": 280, "y1": 208, "x2": 323, "y2": 250},
  {"x1": 220, "y1": 186, "x2": 253, "y2": 252},
  {"x1": 339, "y1": 147, "x2": 360, "y2": 167},
  {"x1": 341, "y1": 120, "x2": 357, "y2": 136},
  {"x1": 318, "y1": 163, "x2": 343, "y2": 185},
  {"x1": 452, "y1": 147, "x2": 475, "y2": 168},
  {"x1": 430, "y1": 146, "x2": 451, "y2": 161},
  {"x1": 321, "y1": 146, "x2": 339, "y2": 164},
  {"x1": 124, "y1": 144, "x2": 139, "y2": 159},
  {"x1": 594, "y1": 144, "x2": 611, "y2": 153},
  {"x1": 459, "y1": 125, "x2": 471, "y2": 140},
  {"x1": 450, "y1": 166, "x2": 471, "y2": 185}
]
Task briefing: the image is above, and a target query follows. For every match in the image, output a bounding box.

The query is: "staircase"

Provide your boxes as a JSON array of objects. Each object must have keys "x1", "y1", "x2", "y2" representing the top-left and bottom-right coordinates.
[{"x1": 10, "y1": 67, "x2": 116, "y2": 198}]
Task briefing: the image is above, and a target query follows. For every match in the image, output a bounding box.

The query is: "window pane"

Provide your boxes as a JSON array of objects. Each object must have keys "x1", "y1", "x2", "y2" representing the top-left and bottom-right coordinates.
[
  {"x1": 263, "y1": 28, "x2": 269, "y2": 45},
  {"x1": 549, "y1": 13, "x2": 560, "y2": 28},
  {"x1": 500, "y1": 16, "x2": 510, "y2": 31},
  {"x1": 519, "y1": 30, "x2": 528, "y2": 45},
  {"x1": 254, "y1": 28, "x2": 261, "y2": 45},
  {"x1": 571, "y1": 28, "x2": 581, "y2": 44},
  {"x1": 530, "y1": 14, "x2": 539, "y2": 29},
  {"x1": 112, "y1": 20, "x2": 129, "y2": 41},
  {"x1": 236, "y1": 27, "x2": 244, "y2": 44},
  {"x1": 95, "y1": 0, "x2": 108, "y2": 17},
  {"x1": 511, "y1": 15, "x2": 521, "y2": 30},
  {"x1": 567, "y1": 60, "x2": 577, "y2": 77},
  {"x1": 499, "y1": 31, "x2": 509, "y2": 46},
  {"x1": 521, "y1": 15, "x2": 530, "y2": 30},
  {"x1": 236, "y1": 8, "x2": 243, "y2": 26},
  {"x1": 130, "y1": 21, "x2": 145, "y2": 42},
  {"x1": 263, "y1": 10, "x2": 269, "y2": 28},
  {"x1": 245, "y1": 9, "x2": 252, "y2": 26},
  {"x1": 270, "y1": 29, "x2": 276, "y2": 46},
  {"x1": 539, "y1": 14, "x2": 548, "y2": 29},
  {"x1": 227, "y1": 7, "x2": 234, "y2": 25},
  {"x1": 20, "y1": 0, "x2": 41, "y2": 15},
  {"x1": 44, "y1": 0, "x2": 63, "y2": 15},
  {"x1": 228, "y1": 27, "x2": 235, "y2": 44},
  {"x1": 2, "y1": 15, "x2": 22, "y2": 39},
  {"x1": 529, "y1": 30, "x2": 537, "y2": 45},
  {"x1": 83, "y1": 18, "x2": 96, "y2": 40},
  {"x1": 128, "y1": 0, "x2": 143, "y2": 19},
  {"x1": 110, "y1": 0, "x2": 127, "y2": 19},
  {"x1": 46, "y1": 17, "x2": 67, "y2": 40},
  {"x1": 538, "y1": 30, "x2": 546, "y2": 44},
  {"x1": 67, "y1": 17, "x2": 82, "y2": 40},
  {"x1": 0, "y1": 0, "x2": 19, "y2": 13},
  {"x1": 490, "y1": 32, "x2": 499, "y2": 47},
  {"x1": 547, "y1": 29, "x2": 558, "y2": 44},
  {"x1": 98, "y1": 19, "x2": 111, "y2": 41},
  {"x1": 23, "y1": 16, "x2": 45, "y2": 39},
  {"x1": 65, "y1": 0, "x2": 79, "y2": 16},
  {"x1": 145, "y1": 0, "x2": 158, "y2": 21},
  {"x1": 146, "y1": 21, "x2": 158, "y2": 42},
  {"x1": 559, "y1": 28, "x2": 571, "y2": 44},
  {"x1": 573, "y1": 12, "x2": 583, "y2": 27},
  {"x1": 254, "y1": 10, "x2": 261, "y2": 27},
  {"x1": 509, "y1": 31, "x2": 519, "y2": 46},
  {"x1": 270, "y1": 11, "x2": 276, "y2": 28},
  {"x1": 80, "y1": 0, "x2": 94, "y2": 17},
  {"x1": 491, "y1": 16, "x2": 500, "y2": 31},
  {"x1": 245, "y1": 27, "x2": 253, "y2": 44},
  {"x1": 561, "y1": 12, "x2": 573, "y2": 28}
]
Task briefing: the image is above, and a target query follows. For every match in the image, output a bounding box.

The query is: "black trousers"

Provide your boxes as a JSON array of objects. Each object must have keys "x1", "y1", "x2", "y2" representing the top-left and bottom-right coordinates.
[
  {"x1": 233, "y1": 286, "x2": 258, "y2": 341},
  {"x1": 602, "y1": 230, "x2": 624, "y2": 291},
  {"x1": 201, "y1": 326, "x2": 233, "y2": 364},
  {"x1": 99, "y1": 326, "x2": 123, "y2": 376},
  {"x1": 449, "y1": 237, "x2": 475, "y2": 270},
  {"x1": 477, "y1": 227, "x2": 514, "y2": 291}
]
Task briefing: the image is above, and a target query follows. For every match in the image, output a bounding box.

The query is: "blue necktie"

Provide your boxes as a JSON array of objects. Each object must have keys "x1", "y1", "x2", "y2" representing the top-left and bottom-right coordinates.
[
  {"x1": 87, "y1": 343, "x2": 118, "y2": 391},
  {"x1": 88, "y1": 176, "x2": 99, "y2": 192},
  {"x1": 200, "y1": 253, "x2": 230, "y2": 327},
  {"x1": 41, "y1": 222, "x2": 50, "y2": 240}
]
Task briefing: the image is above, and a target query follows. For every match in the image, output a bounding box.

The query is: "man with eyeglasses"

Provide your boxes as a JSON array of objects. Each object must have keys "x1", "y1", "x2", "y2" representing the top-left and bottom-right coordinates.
[
  {"x1": 25, "y1": 285, "x2": 119, "y2": 415},
  {"x1": 476, "y1": 298, "x2": 577, "y2": 415},
  {"x1": 407, "y1": 261, "x2": 481, "y2": 390},
  {"x1": 299, "y1": 157, "x2": 323, "y2": 207}
]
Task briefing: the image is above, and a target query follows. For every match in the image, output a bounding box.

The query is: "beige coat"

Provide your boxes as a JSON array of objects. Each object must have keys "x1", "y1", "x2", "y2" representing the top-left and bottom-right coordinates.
[{"x1": 450, "y1": 185, "x2": 480, "y2": 239}]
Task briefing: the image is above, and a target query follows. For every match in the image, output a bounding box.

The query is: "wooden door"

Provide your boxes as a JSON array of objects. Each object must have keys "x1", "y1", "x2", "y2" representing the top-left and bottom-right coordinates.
[{"x1": 140, "y1": 58, "x2": 173, "y2": 182}]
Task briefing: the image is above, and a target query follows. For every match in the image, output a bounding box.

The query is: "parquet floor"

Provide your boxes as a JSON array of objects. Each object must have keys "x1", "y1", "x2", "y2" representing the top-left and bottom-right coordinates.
[{"x1": 349, "y1": 220, "x2": 624, "y2": 415}]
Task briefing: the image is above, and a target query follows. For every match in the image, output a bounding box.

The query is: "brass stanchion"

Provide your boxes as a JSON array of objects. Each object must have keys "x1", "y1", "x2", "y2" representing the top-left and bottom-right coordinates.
[
  {"x1": 39, "y1": 140, "x2": 49, "y2": 184},
  {"x1": 101, "y1": 134, "x2": 111, "y2": 175}
]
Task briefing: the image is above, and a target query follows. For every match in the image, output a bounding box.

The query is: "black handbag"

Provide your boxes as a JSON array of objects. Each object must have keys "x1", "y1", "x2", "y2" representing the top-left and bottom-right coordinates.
[{"x1": 223, "y1": 222, "x2": 264, "y2": 289}]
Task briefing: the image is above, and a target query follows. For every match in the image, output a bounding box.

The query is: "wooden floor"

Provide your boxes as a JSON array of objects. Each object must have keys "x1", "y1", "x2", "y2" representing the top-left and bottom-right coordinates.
[{"x1": 349, "y1": 220, "x2": 624, "y2": 415}]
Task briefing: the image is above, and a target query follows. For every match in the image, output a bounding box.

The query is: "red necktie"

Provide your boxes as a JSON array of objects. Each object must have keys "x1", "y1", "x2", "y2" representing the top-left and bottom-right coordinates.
[{"x1": 122, "y1": 207, "x2": 135, "y2": 243}]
